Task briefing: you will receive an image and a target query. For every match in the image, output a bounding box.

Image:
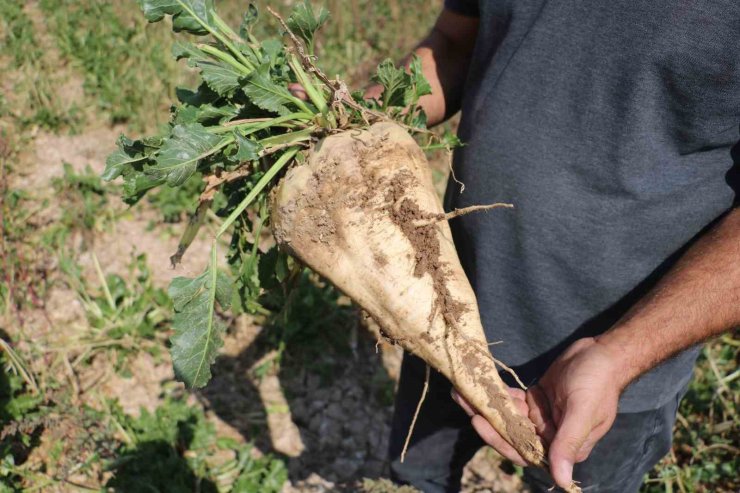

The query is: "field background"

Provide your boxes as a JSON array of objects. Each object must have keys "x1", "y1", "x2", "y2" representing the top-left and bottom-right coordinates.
[{"x1": 0, "y1": 1, "x2": 737, "y2": 492}]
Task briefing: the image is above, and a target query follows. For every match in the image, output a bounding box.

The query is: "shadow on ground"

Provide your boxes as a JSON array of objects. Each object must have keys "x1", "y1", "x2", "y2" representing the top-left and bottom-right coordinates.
[
  {"x1": 105, "y1": 421, "x2": 218, "y2": 492},
  {"x1": 196, "y1": 275, "x2": 399, "y2": 489}
]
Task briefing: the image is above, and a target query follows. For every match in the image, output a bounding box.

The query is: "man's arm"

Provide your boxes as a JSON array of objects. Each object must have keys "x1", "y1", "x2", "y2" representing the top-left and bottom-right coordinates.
[
  {"x1": 455, "y1": 207, "x2": 740, "y2": 489},
  {"x1": 364, "y1": 10, "x2": 479, "y2": 126},
  {"x1": 598, "y1": 207, "x2": 740, "y2": 386},
  {"x1": 548, "y1": 207, "x2": 740, "y2": 486}
]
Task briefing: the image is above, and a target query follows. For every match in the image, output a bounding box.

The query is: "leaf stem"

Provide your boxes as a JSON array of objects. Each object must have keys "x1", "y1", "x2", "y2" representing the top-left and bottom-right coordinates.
[
  {"x1": 175, "y1": 0, "x2": 254, "y2": 71},
  {"x1": 170, "y1": 199, "x2": 211, "y2": 267},
  {"x1": 420, "y1": 143, "x2": 455, "y2": 151},
  {"x1": 211, "y1": 13, "x2": 241, "y2": 42},
  {"x1": 289, "y1": 94, "x2": 314, "y2": 116},
  {"x1": 213, "y1": 13, "x2": 264, "y2": 62},
  {"x1": 208, "y1": 113, "x2": 314, "y2": 134},
  {"x1": 216, "y1": 148, "x2": 299, "y2": 239},
  {"x1": 259, "y1": 127, "x2": 315, "y2": 147},
  {"x1": 289, "y1": 55, "x2": 328, "y2": 115},
  {"x1": 196, "y1": 43, "x2": 252, "y2": 74}
]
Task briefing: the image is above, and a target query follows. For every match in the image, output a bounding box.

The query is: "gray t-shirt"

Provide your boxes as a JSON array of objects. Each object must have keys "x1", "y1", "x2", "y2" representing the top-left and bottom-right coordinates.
[{"x1": 444, "y1": 0, "x2": 739, "y2": 412}]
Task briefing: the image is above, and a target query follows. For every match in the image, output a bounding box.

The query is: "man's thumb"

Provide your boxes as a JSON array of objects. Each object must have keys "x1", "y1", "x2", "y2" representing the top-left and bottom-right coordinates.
[{"x1": 548, "y1": 405, "x2": 593, "y2": 488}]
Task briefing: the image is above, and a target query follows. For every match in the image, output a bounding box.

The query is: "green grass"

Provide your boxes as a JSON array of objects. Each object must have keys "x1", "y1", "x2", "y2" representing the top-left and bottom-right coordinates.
[
  {"x1": 260, "y1": 271, "x2": 357, "y2": 382},
  {"x1": 642, "y1": 337, "x2": 739, "y2": 493},
  {"x1": 0, "y1": 2, "x2": 42, "y2": 66},
  {"x1": 0, "y1": 371, "x2": 287, "y2": 492},
  {"x1": 38, "y1": 0, "x2": 182, "y2": 130},
  {"x1": 105, "y1": 392, "x2": 287, "y2": 492},
  {"x1": 2, "y1": 0, "x2": 438, "y2": 133},
  {"x1": 47, "y1": 163, "x2": 117, "y2": 248},
  {"x1": 0, "y1": 152, "x2": 51, "y2": 316},
  {"x1": 0, "y1": 2, "x2": 82, "y2": 131},
  {"x1": 147, "y1": 173, "x2": 207, "y2": 223},
  {"x1": 58, "y1": 253, "x2": 172, "y2": 369},
  {"x1": 0, "y1": 349, "x2": 45, "y2": 491}
]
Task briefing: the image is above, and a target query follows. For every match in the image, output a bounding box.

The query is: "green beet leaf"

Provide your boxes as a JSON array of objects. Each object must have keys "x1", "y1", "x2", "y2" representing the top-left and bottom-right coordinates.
[
  {"x1": 171, "y1": 40, "x2": 206, "y2": 61},
  {"x1": 239, "y1": 3, "x2": 259, "y2": 39},
  {"x1": 175, "y1": 84, "x2": 216, "y2": 106},
  {"x1": 197, "y1": 60, "x2": 242, "y2": 96},
  {"x1": 104, "y1": 0, "x2": 444, "y2": 391},
  {"x1": 243, "y1": 64, "x2": 298, "y2": 116},
  {"x1": 373, "y1": 56, "x2": 431, "y2": 109},
  {"x1": 232, "y1": 132, "x2": 263, "y2": 162},
  {"x1": 146, "y1": 123, "x2": 224, "y2": 186},
  {"x1": 174, "y1": 103, "x2": 239, "y2": 124},
  {"x1": 286, "y1": 0, "x2": 329, "y2": 53},
  {"x1": 407, "y1": 109, "x2": 428, "y2": 130},
  {"x1": 122, "y1": 173, "x2": 166, "y2": 205},
  {"x1": 373, "y1": 59, "x2": 409, "y2": 108},
  {"x1": 103, "y1": 135, "x2": 150, "y2": 181},
  {"x1": 260, "y1": 38, "x2": 284, "y2": 66},
  {"x1": 138, "y1": 0, "x2": 215, "y2": 36},
  {"x1": 172, "y1": 42, "x2": 245, "y2": 97},
  {"x1": 404, "y1": 55, "x2": 432, "y2": 106},
  {"x1": 169, "y1": 264, "x2": 232, "y2": 388}
]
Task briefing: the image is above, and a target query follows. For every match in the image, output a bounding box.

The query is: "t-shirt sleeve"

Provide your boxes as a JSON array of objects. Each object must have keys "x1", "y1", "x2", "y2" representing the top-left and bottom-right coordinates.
[{"x1": 444, "y1": 0, "x2": 480, "y2": 17}]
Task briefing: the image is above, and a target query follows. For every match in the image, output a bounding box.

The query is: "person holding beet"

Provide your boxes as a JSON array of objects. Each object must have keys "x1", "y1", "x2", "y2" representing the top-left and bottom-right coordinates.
[{"x1": 379, "y1": 2, "x2": 740, "y2": 492}]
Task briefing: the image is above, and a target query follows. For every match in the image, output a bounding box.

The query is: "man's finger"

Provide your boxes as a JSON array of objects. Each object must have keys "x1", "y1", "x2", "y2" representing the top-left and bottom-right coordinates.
[
  {"x1": 470, "y1": 415, "x2": 528, "y2": 466},
  {"x1": 451, "y1": 389, "x2": 529, "y2": 466},
  {"x1": 450, "y1": 389, "x2": 476, "y2": 416},
  {"x1": 526, "y1": 385, "x2": 556, "y2": 444},
  {"x1": 288, "y1": 83, "x2": 308, "y2": 100},
  {"x1": 508, "y1": 387, "x2": 526, "y2": 401},
  {"x1": 362, "y1": 84, "x2": 384, "y2": 102},
  {"x1": 548, "y1": 401, "x2": 597, "y2": 489}
]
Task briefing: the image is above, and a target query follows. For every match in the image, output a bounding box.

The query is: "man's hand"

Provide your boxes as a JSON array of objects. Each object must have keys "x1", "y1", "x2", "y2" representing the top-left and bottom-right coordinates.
[{"x1": 452, "y1": 337, "x2": 626, "y2": 489}]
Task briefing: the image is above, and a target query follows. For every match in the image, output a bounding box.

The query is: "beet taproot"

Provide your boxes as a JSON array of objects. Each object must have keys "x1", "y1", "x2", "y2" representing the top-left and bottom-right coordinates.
[{"x1": 272, "y1": 122, "x2": 554, "y2": 469}]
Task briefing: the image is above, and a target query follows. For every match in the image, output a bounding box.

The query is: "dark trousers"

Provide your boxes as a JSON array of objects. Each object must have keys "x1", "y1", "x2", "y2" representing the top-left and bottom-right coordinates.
[{"x1": 389, "y1": 354, "x2": 684, "y2": 493}]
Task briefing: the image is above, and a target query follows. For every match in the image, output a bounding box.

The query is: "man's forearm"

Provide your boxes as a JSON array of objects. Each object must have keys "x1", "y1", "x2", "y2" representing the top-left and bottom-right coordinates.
[
  {"x1": 411, "y1": 16, "x2": 477, "y2": 125},
  {"x1": 598, "y1": 207, "x2": 740, "y2": 390}
]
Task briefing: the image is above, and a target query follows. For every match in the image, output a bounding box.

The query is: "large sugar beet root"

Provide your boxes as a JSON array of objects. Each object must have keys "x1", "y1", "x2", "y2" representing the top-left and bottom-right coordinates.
[{"x1": 272, "y1": 122, "x2": 545, "y2": 465}]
